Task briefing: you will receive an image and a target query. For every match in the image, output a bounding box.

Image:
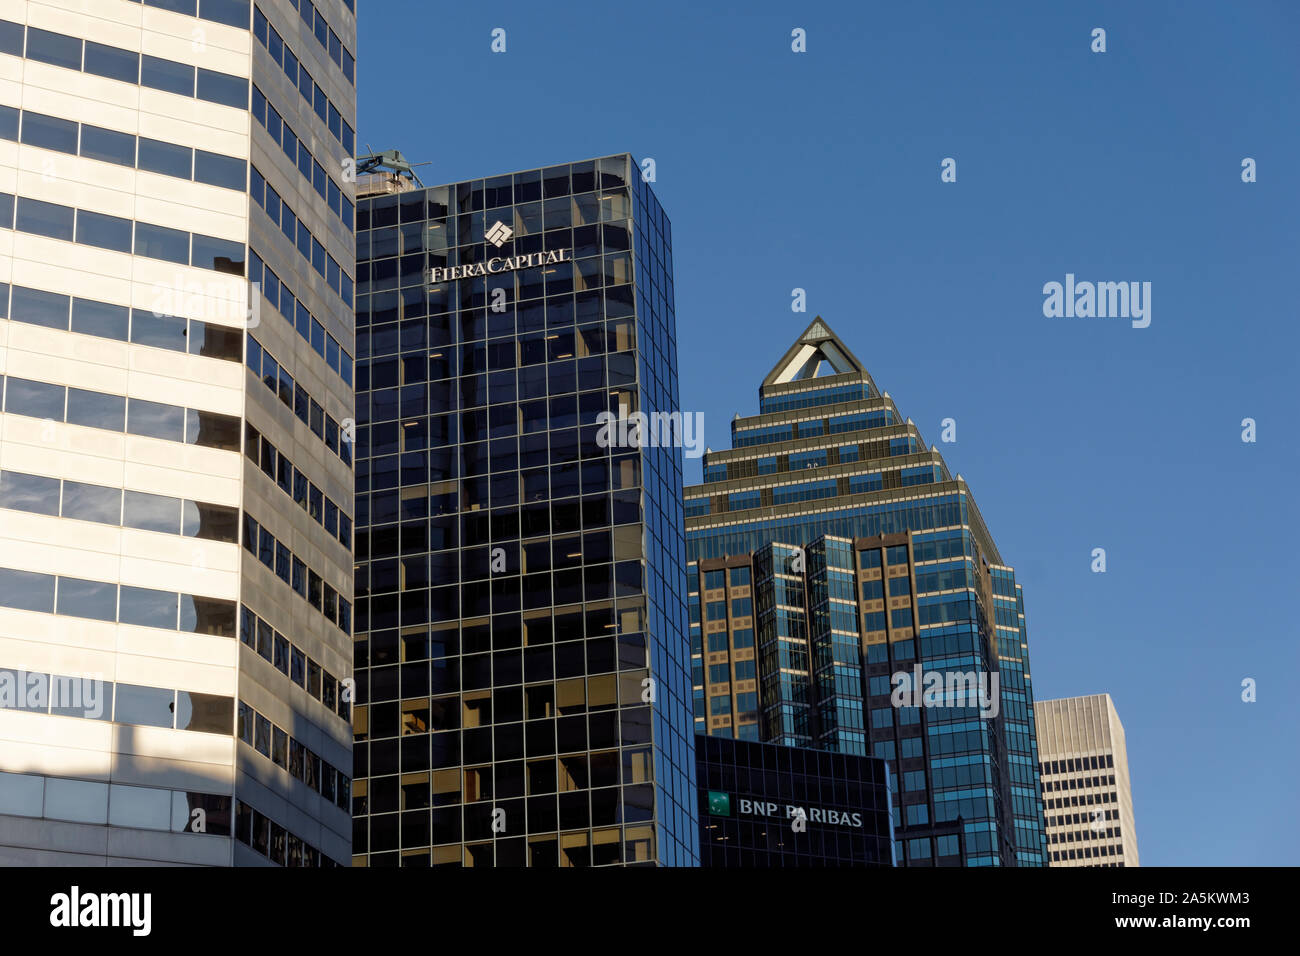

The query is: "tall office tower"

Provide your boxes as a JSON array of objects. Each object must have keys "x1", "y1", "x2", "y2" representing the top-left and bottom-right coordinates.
[
  {"x1": 684, "y1": 318, "x2": 1047, "y2": 866},
  {"x1": 349, "y1": 153, "x2": 698, "y2": 867},
  {"x1": 1035, "y1": 694, "x2": 1139, "y2": 867},
  {"x1": 0, "y1": 0, "x2": 356, "y2": 866}
]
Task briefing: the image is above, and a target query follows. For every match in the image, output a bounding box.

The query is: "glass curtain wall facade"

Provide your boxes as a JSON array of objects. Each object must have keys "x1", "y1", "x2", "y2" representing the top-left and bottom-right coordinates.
[
  {"x1": 350, "y1": 153, "x2": 697, "y2": 866},
  {"x1": 685, "y1": 318, "x2": 1047, "y2": 866},
  {"x1": 0, "y1": 0, "x2": 356, "y2": 866},
  {"x1": 696, "y1": 735, "x2": 894, "y2": 867}
]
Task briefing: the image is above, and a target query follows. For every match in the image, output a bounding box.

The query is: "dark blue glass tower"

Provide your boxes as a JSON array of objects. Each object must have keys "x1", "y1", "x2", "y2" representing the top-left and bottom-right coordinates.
[
  {"x1": 349, "y1": 154, "x2": 697, "y2": 866},
  {"x1": 685, "y1": 318, "x2": 1047, "y2": 866}
]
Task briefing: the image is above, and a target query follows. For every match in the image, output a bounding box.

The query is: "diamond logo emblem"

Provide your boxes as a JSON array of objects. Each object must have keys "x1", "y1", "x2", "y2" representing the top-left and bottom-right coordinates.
[{"x1": 485, "y1": 220, "x2": 513, "y2": 247}]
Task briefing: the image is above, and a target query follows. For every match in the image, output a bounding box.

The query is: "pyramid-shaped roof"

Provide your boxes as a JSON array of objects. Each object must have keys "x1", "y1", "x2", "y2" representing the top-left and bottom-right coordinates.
[{"x1": 761, "y1": 317, "x2": 869, "y2": 387}]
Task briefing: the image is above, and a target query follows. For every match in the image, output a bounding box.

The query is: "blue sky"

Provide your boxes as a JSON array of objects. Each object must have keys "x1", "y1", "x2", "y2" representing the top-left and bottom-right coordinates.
[{"x1": 358, "y1": 0, "x2": 1300, "y2": 865}]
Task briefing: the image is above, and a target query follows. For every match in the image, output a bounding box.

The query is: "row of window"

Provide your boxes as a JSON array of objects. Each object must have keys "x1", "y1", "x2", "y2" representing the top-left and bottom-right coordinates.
[
  {"x1": 0, "y1": 666, "x2": 232, "y2": 733},
  {"x1": 249, "y1": 176, "x2": 351, "y2": 296},
  {"x1": 247, "y1": 257, "x2": 354, "y2": 387},
  {"x1": 0, "y1": 105, "x2": 246, "y2": 191},
  {"x1": 1044, "y1": 792, "x2": 1112, "y2": 810},
  {"x1": 1042, "y1": 754, "x2": 1115, "y2": 775},
  {"x1": 251, "y1": 10, "x2": 354, "y2": 154},
  {"x1": 242, "y1": 420, "x2": 354, "y2": 550},
  {"x1": 732, "y1": 410, "x2": 896, "y2": 448},
  {"x1": 356, "y1": 159, "x2": 632, "y2": 229},
  {"x1": 1051, "y1": 826, "x2": 1122, "y2": 844},
  {"x1": 236, "y1": 700, "x2": 350, "y2": 810},
  {"x1": 0, "y1": 469, "x2": 238, "y2": 542},
  {"x1": 240, "y1": 512, "x2": 352, "y2": 635},
  {"x1": 248, "y1": 242, "x2": 352, "y2": 331},
  {"x1": 0, "y1": 567, "x2": 236, "y2": 636},
  {"x1": 1, "y1": 283, "x2": 243, "y2": 362},
  {"x1": 356, "y1": 292, "x2": 637, "y2": 362},
  {"x1": 256, "y1": 1, "x2": 354, "y2": 84},
  {"x1": 0, "y1": 768, "x2": 233, "y2": 837},
  {"x1": 245, "y1": 334, "x2": 353, "y2": 468},
  {"x1": 1051, "y1": 846, "x2": 1123, "y2": 863},
  {"x1": 234, "y1": 798, "x2": 344, "y2": 867},
  {"x1": 0, "y1": 20, "x2": 247, "y2": 109},
  {"x1": 0, "y1": 192, "x2": 244, "y2": 275},
  {"x1": 1043, "y1": 774, "x2": 1117, "y2": 792},
  {"x1": 0, "y1": 375, "x2": 242, "y2": 452},
  {"x1": 131, "y1": 0, "x2": 251, "y2": 30},
  {"x1": 239, "y1": 605, "x2": 350, "y2": 721},
  {"x1": 1048, "y1": 808, "x2": 1117, "y2": 827},
  {"x1": 249, "y1": 100, "x2": 354, "y2": 232},
  {"x1": 758, "y1": 383, "x2": 874, "y2": 414}
]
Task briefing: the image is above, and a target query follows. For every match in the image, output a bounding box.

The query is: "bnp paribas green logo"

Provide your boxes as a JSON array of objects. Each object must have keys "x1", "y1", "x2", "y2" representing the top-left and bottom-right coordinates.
[{"x1": 707, "y1": 791, "x2": 731, "y2": 816}]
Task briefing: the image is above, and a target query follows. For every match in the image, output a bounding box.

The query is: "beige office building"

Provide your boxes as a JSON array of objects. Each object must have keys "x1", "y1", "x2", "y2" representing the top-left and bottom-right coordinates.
[
  {"x1": 1035, "y1": 694, "x2": 1139, "y2": 867},
  {"x1": 0, "y1": 0, "x2": 355, "y2": 865}
]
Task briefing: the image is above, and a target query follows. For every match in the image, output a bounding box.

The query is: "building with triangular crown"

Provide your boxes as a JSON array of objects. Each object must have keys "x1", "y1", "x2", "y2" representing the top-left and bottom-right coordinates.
[{"x1": 685, "y1": 318, "x2": 1047, "y2": 866}]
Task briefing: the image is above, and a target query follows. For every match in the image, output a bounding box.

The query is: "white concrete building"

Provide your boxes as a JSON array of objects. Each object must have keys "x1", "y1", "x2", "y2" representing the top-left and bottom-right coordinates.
[
  {"x1": 0, "y1": 0, "x2": 355, "y2": 865},
  {"x1": 1035, "y1": 693, "x2": 1139, "y2": 867}
]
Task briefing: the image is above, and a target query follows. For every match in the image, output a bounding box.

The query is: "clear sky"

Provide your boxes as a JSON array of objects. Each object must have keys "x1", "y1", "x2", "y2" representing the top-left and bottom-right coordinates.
[{"x1": 357, "y1": 0, "x2": 1300, "y2": 866}]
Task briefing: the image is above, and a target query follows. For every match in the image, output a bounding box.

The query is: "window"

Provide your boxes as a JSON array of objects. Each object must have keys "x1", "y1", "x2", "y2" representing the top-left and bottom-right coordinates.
[
  {"x1": 141, "y1": 55, "x2": 194, "y2": 97},
  {"x1": 134, "y1": 222, "x2": 189, "y2": 265},
  {"x1": 189, "y1": 321, "x2": 243, "y2": 361},
  {"x1": 0, "y1": 568, "x2": 55, "y2": 613},
  {"x1": 199, "y1": 0, "x2": 250, "y2": 29},
  {"x1": 71, "y1": 299, "x2": 129, "y2": 340},
  {"x1": 66, "y1": 388, "x2": 125, "y2": 431},
  {"x1": 61, "y1": 480, "x2": 121, "y2": 524},
  {"x1": 124, "y1": 490, "x2": 181, "y2": 534},
  {"x1": 20, "y1": 111, "x2": 77, "y2": 153},
  {"x1": 175, "y1": 691, "x2": 232, "y2": 734},
  {"x1": 127, "y1": 398, "x2": 185, "y2": 442},
  {"x1": 56, "y1": 577, "x2": 117, "y2": 622},
  {"x1": 113, "y1": 683, "x2": 174, "y2": 728},
  {"x1": 138, "y1": 137, "x2": 192, "y2": 178},
  {"x1": 5, "y1": 378, "x2": 64, "y2": 420},
  {"x1": 193, "y1": 233, "x2": 245, "y2": 275},
  {"x1": 0, "y1": 471, "x2": 59, "y2": 516},
  {"x1": 83, "y1": 41, "x2": 139, "y2": 83},
  {"x1": 75, "y1": 210, "x2": 132, "y2": 253},
  {"x1": 118, "y1": 586, "x2": 179, "y2": 630},
  {"x1": 79, "y1": 124, "x2": 136, "y2": 167},
  {"x1": 26, "y1": 27, "x2": 81, "y2": 70},
  {"x1": 0, "y1": 20, "x2": 23, "y2": 57},
  {"x1": 197, "y1": 68, "x2": 247, "y2": 108},
  {"x1": 16, "y1": 197, "x2": 74, "y2": 241},
  {"x1": 10, "y1": 286, "x2": 68, "y2": 330},
  {"x1": 194, "y1": 150, "x2": 245, "y2": 190},
  {"x1": 131, "y1": 311, "x2": 187, "y2": 352}
]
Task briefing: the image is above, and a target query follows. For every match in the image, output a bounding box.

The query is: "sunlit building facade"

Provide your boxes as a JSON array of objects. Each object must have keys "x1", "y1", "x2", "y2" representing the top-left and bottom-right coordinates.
[
  {"x1": 348, "y1": 153, "x2": 697, "y2": 866},
  {"x1": 0, "y1": 0, "x2": 356, "y2": 866},
  {"x1": 685, "y1": 318, "x2": 1047, "y2": 866}
]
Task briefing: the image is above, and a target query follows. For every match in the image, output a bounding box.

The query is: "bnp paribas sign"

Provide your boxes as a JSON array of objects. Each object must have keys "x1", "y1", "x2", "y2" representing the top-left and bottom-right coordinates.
[{"x1": 427, "y1": 219, "x2": 572, "y2": 284}]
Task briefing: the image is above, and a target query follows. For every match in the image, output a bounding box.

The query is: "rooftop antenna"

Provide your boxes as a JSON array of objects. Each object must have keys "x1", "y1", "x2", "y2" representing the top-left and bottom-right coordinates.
[{"x1": 354, "y1": 146, "x2": 431, "y2": 196}]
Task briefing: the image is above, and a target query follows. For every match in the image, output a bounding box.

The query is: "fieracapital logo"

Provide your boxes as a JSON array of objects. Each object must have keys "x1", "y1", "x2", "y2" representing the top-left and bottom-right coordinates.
[{"x1": 485, "y1": 220, "x2": 513, "y2": 247}]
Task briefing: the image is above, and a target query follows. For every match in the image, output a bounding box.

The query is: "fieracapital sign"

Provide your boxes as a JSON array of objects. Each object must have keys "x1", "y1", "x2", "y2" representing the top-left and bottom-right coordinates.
[
  {"x1": 427, "y1": 217, "x2": 572, "y2": 284},
  {"x1": 427, "y1": 248, "x2": 571, "y2": 284}
]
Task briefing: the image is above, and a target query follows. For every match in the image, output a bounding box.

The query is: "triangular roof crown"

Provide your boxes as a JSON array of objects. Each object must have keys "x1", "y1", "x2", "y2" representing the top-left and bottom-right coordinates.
[{"x1": 761, "y1": 317, "x2": 868, "y2": 387}]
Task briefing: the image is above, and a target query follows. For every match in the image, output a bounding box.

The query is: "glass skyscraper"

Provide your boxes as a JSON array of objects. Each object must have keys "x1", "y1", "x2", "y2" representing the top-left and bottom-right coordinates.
[
  {"x1": 685, "y1": 318, "x2": 1047, "y2": 866},
  {"x1": 349, "y1": 153, "x2": 697, "y2": 866}
]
